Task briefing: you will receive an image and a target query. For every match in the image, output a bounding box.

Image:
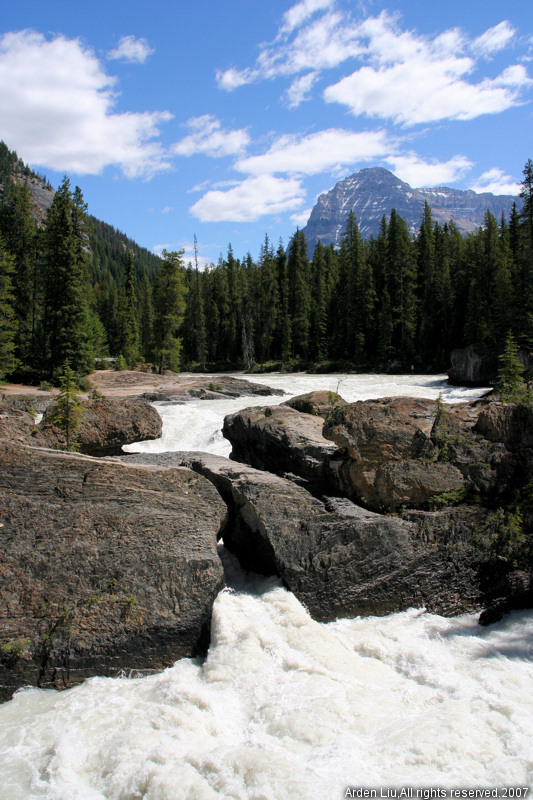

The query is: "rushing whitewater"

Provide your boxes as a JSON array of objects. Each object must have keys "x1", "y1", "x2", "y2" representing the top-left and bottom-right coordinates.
[
  {"x1": 123, "y1": 372, "x2": 488, "y2": 459},
  {"x1": 1, "y1": 374, "x2": 532, "y2": 798}
]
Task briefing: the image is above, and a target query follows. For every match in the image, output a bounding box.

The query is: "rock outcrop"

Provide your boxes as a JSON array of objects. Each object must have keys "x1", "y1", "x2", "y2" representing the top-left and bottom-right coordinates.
[
  {"x1": 34, "y1": 396, "x2": 163, "y2": 455},
  {"x1": 121, "y1": 451, "x2": 502, "y2": 622},
  {"x1": 89, "y1": 370, "x2": 285, "y2": 402},
  {"x1": 223, "y1": 403, "x2": 338, "y2": 493},
  {"x1": 323, "y1": 396, "x2": 517, "y2": 511},
  {"x1": 0, "y1": 442, "x2": 226, "y2": 701},
  {"x1": 224, "y1": 394, "x2": 519, "y2": 512},
  {"x1": 448, "y1": 346, "x2": 499, "y2": 386},
  {"x1": 448, "y1": 345, "x2": 533, "y2": 386},
  {"x1": 219, "y1": 392, "x2": 532, "y2": 622},
  {"x1": 283, "y1": 390, "x2": 344, "y2": 417}
]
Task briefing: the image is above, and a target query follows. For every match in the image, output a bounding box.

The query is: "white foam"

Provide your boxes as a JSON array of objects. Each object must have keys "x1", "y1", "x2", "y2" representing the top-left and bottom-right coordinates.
[
  {"x1": 124, "y1": 373, "x2": 490, "y2": 458},
  {"x1": 1, "y1": 561, "x2": 532, "y2": 797}
]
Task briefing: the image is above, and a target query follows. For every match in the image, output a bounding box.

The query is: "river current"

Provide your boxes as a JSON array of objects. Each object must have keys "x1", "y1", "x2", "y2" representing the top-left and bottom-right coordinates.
[{"x1": 1, "y1": 374, "x2": 532, "y2": 799}]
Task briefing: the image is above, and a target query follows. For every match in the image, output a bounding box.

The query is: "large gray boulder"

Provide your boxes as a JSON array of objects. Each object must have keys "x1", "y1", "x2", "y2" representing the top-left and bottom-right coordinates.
[
  {"x1": 0, "y1": 442, "x2": 226, "y2": 701},
  {"x1": 322, "y1": 396, "x2": 515, "y2": 510},
  {"x1": 223, "y1": 403, "x2": 337, "y2": 493}
]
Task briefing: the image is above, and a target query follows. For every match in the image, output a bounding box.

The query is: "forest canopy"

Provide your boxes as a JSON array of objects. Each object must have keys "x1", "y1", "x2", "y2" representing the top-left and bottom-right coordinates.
[{"x1": 1, "y1": 141, "x2": 532, "y2": 383}]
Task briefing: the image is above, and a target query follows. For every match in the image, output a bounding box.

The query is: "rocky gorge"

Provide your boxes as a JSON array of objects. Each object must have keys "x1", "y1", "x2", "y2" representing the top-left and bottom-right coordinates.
[{"x1": 1, "y1": 373, "x2": 532, "y2": 701}]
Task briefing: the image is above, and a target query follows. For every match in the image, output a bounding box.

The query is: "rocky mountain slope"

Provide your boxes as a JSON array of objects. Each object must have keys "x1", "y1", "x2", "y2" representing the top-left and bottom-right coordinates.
[{"x1": 301, "y1": 167, "x2": 519, "y2": 252}]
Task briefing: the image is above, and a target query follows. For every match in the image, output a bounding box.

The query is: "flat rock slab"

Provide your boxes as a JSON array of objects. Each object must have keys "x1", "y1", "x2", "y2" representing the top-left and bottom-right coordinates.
[
  {"x1": 88, "y1": 370, "x2": 284, "y2": 400},
  {"x1": 0, "y1": 442, "x2": 226, "y2": 701}
]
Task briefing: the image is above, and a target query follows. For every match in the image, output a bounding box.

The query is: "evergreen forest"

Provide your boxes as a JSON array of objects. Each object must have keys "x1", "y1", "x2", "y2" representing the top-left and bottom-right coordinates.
[{"x1": 1, "y1": 140, "x2": 533, "y2": 384}]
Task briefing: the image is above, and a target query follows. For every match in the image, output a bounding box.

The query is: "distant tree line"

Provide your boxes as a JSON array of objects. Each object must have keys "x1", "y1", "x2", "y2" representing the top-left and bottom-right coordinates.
[{"x1": 1, "y1": 144, "x2": 532, "y2": 384}]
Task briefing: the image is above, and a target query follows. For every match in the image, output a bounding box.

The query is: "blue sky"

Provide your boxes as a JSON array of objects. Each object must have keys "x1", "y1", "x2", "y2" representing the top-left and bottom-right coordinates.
[{"x1": 1, "y1": 0, "x2": 532, "y2": 267}]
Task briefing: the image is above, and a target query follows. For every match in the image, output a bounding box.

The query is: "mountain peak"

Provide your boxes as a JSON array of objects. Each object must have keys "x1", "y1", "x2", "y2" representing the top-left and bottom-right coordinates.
[{"x1": 301, "y1": 167, "x2": 518, "y2": 252}]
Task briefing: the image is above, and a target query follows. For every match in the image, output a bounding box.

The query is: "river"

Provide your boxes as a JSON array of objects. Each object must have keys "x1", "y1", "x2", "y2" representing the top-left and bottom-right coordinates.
[{"x1": 1, "y1": 373, "x2": 532, "y2": 799}]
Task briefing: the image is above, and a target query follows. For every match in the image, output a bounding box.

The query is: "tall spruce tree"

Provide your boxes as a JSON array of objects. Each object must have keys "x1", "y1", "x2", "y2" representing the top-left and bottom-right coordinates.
[
  {"x1": 0, "y1": 235, "x2": 18, "y2": 378},
  {"x1": 517, "y1": 159, "x2": 533, "y2": 345},
  {"x1": 258, "y1": 234, "x2": 279, "y2": 366},
  {"x1": 0, "y1": 182, "x2": 38, "y2": 367},
  {"x1": 287, "y1": 229, "x2": 311, "y2": 359},
  {"x1": 118, "y1": 250, "x2": 140, "y2": 368},
  {"x1": 310, "y1": 239, "x2": 328, "y2": 362},
  {"x1": 139, "y1": 271, "x2": 154, "y2": 363},
  {"x1": 153, "y1": 249, "x2": 187, "y2": 373},
  {"x1": 386, "y1": 209, "x2": 417, "y2": 365},
  {"x1": 431, "y1": 223, "x2": 454, "y2": 368},
  {"x1": 416, "y1": 202, "x2": 436, "y2": 365},
  {"x1": 42, "y1": 177, "x2": 94, "y2": 378},
  {"x1": 275, "y1": 240, "x2": 291, "y2": 364}
]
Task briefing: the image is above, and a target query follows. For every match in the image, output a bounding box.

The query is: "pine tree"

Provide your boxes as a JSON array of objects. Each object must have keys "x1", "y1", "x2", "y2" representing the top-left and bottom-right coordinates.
[
  {"x1": 369, "y1": 216, "x2": 393, "y2": 365},
  {"x1": 118, "y1": 251, "x2": 139, "y2": 368},
  {"x1": 495, "y1": 332, "x2": 527, "y2": 402},
  {"x1": 275, "y1": 240, "x2": 291, "y2": 364},
  {"x1": 287, "y1": 229, "x2": 311, "y2": 359},
  {"x1": 49, "y1": 361, "x2": 85, "y2": 450},
  {"x1": 431, "y1": 223, "x2": 454, "y2": 368},
  {"x1": 517, "y1": 159, "x2": 533, "y2": 345},
  {"x1": 310, "y1": 240, "x2": 328, "y2": 361},
  {"x1": 0, "y1": 236, "x2": 18, "y2": 378},
  {"x1": 153, "y1": 249, "x2": 187, "y2": 373},
  {"x1": 192, "y1": 236, "x2": 207, "y2": 367},
  {"x1": 416, "y1": 202, "x2": 436, "y2": 365},
  {"x1": 386, "y1": 209, "x2": 417, "y2": 365},
  {"x1": 42, "y1": 177, "x2": 94, "y2": 377},
  {"x1": 258, "y1": 234, "x2": 279, "y2": 366},
  {"x1": 0, "y1": 182, "x2": 38, "y2": 366},
  {"x1": 139, "y1": 271, "x2": 154, "y2": 363},
  {"x1": 492, "y1": 216, "x2": 515, "y2": 343}
]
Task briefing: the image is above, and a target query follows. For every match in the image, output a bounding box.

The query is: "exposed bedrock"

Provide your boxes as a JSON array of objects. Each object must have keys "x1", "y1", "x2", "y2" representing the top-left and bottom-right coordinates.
[
  {"x1": 322, "y1": 396, "x2": 518, "y2": 511},
  {"x1": 1, "y1": 394, "x2": 163, "y2": 455},
  {"x1": 448, "y1": 344, "x2": 533, "y2": 386},
  {"x1": 0, "y1": 442, "x2": 226, "y2": 701},
  {"x1": 224, "y1": 393, "x2": 521, "y2": 512},
  {"x1": 34, "y1": 396, "x2": 163, "y2": 455},
  {"x1": 223, "y1": 402, "x2": 338, "y2": 493},
  {"x1": 219, "y1": 391, "x2": 532, "y2": 622},
  {"x1": 121, "y1": 451, "x2": 503, "y2": 624}
]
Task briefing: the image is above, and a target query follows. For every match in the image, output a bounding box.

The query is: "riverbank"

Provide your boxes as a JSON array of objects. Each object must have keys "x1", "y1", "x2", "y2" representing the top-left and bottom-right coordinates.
[{"x1": 1, "y1": 369, "x2": 284, "y2": 404}]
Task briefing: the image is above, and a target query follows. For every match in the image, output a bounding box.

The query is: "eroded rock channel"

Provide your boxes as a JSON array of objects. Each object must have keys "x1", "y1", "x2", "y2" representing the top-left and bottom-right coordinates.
[{"x1": 1, "y1": 381, "x2": 532, "y2": 701}]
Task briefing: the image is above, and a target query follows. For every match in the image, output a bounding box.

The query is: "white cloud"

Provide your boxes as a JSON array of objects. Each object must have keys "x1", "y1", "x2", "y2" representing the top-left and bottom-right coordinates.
[
  {"x1": 470, "y1": 168, "x2": 520, "y2": 195},
  {"x1": 0, "y1": 30, "x2": 172, "y2": 177},
  {"x1": 284, "y1": 72, "x2": 318, "y2": 107},
  {"x1": 324, "y1": 45, "x2": 530, "y2": 125},
  {"x1": 235, "y1": 128, "x2": 393, "y2": 176},
  {"x1": 108, "y1": 35, "x2": 154, "y2": 63},
  {"x1": 323, "y1": 12, "x2": 531, "y2": 126},
  {"x1": 161, "y1": 206, "x2": 173, "y2": 214},
  {"x1": 472, "y1": 21, "x2": 515, "y2": 57},
  {"x1": 386, "y1": 154, "x2": 473, "y2": 187},
  {"x1": 291, "y1": 207, "x2": 313, "y2": 227},
  {"x1": 216, "y1": 4, "x2": 364, "y2": 89},
  {"x1": 280, "y1": 0, "x2": 333, "y2": 36},
  {"x1": 173, "y1": 115, "x2": 250, "y2": 158},
  {"x1": 215, "y1": 66, "x2": 256, "y2": 91},
  {"x1": 215, "y1": 3, "x2": 529, "y2": 127},
  {"x1": 190, "y1": 175, "x2": 305, "y2": 222}
]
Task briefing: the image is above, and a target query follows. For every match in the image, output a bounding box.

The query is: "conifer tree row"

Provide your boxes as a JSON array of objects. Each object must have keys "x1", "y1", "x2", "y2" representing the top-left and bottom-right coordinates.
[{"x1": 1, "y1": 149, "x2": 532, "y2": 382}]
